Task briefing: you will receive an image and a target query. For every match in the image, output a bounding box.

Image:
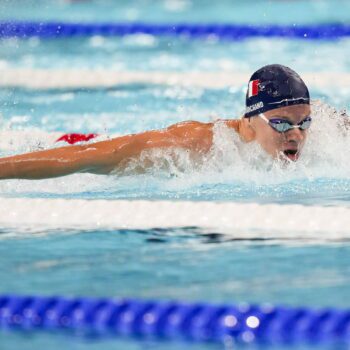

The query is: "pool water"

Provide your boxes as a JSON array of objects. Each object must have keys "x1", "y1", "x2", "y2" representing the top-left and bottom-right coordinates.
[
  {"x1": 1, "y1": 36, "x2": 350, "y2": 72},
  {"x1": 0, "y1": 1, "x2": 350, "y2": 349},
  {"x1": 1, "y1": 0, "x2": 350, "y2": 24},
  {"x1": 1, "y1": 231, "x2": 350, "y2": 350}
]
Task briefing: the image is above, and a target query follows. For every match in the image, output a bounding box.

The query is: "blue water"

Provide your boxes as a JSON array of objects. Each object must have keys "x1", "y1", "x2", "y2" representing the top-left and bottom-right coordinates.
[
  {"x1": 1, "y1": 0, "x2": 350, "y2": 24},
  {"x1": 1, "y1": 36, "x2": 350, "y2": 72},
  {"x1": 1, "y1": 1, "x2": 350, "y2": 349},
  {"x1": 1, "y1": 231, "x2": 350, "y2": 350}
]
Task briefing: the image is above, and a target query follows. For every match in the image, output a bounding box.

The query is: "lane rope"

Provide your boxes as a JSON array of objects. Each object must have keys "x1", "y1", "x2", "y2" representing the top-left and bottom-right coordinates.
[
  {"x1": 1, "y1": 198, "x2": 350, "y2": 241},
  {"x1": 0, "y1": 294, "x2": 349, "y2": 344},
  {"x1": 1, "y1": 22, "x2": 350, "y2": 40},
  {"x1": 1, "y1": 69, "x2": 350, "y2": 90}
]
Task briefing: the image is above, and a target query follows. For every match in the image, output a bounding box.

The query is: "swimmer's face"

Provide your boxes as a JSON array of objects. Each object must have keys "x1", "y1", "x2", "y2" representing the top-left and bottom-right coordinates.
[{"x1": 249, "y1": 104, "x2": 311, "y2": 161}]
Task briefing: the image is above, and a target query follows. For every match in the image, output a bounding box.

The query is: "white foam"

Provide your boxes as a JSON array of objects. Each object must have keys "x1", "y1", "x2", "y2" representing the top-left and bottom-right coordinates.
[
  {"x1": 0, "y1": 129, "x2": 118, "y2": 155},
  {"x1": 0, "y1": 129, "x2": 62, "y2": 152}
]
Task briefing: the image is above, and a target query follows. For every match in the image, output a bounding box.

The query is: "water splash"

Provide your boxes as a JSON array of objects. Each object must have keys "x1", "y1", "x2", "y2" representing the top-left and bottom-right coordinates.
[{"x1": 0, "y1": 101, "x2": 350, "y2": 204}]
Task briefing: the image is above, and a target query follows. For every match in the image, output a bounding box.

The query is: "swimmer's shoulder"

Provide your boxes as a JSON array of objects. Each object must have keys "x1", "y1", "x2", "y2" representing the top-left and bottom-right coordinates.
[
  {"x1": 166, "y1": 119, "x2": 244, "y2": 139},
  {"x1": 164, "y1": 120, "x2": 214, "y2": 151},
  {"x1": 166, "y1": 120, "x2": 213, "y2": 136},
  {"x1": 219, "y1": 117, "x2": 255, "y2": 142},
  {"x1": 219, "y1": 118, "x2": 241, "y2": 132}
]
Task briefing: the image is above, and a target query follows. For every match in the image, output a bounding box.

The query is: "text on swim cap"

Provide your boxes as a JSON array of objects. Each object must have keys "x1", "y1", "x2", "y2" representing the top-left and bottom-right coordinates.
[{"x1": 245, "y1": 101, "x2": 264, "y2": 114}]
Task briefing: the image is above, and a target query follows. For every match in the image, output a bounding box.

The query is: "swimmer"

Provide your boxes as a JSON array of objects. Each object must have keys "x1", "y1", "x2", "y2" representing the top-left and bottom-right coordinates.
[{"x1": 0, "y1": 64, "x2": 311, "y2": 180}]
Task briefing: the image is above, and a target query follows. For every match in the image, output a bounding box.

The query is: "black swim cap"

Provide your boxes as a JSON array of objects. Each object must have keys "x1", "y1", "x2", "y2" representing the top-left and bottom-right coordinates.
[{"x1": 245, "y1": 64, "x2": 310, "y2": 118}]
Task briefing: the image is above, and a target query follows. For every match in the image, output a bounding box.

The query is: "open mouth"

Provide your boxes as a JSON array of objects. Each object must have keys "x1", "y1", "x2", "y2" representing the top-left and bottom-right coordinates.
[{"x1": 283, "y1": 149, "x2": 299, "y2": 161}]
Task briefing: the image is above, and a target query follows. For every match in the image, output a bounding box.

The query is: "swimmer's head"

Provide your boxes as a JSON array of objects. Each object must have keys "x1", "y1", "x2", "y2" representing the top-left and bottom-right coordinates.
[
  {"x1": 244, "y1": 64, "x2": 311, "y2": 161},
  {"x1": 245, "y1": 64, "x2": 310, "y2": 117}
]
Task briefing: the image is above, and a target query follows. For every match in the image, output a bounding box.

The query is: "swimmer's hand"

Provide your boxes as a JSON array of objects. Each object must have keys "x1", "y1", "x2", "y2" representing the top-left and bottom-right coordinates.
[{"x1": 0, "y1": 121, "x2": 214, "y2": 180}]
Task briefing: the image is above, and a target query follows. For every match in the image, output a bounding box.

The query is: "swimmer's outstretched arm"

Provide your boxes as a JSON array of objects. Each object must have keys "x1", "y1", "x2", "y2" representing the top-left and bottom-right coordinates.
[{"x1": 0, "y1": 121, "x2": 214, "y2": 180}]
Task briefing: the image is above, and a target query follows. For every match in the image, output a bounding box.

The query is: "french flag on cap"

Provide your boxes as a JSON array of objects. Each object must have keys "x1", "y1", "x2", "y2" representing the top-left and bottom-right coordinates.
[{"x1": 248, "y1": 79, "x2": 260, "y2": 98}]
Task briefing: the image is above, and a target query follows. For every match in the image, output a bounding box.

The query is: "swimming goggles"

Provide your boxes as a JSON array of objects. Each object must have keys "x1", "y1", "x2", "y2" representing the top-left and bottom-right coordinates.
[{"x1": 258, "y1": 113, "x2": 312, "y2": 133}]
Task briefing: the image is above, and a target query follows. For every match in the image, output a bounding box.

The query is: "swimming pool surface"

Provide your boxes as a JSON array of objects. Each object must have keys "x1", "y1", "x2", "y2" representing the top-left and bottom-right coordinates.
[
  {"x1": 1, "y1": 1, "x2": 350, "y2": 349},
  {"x1": 1, "y1": 0, "x2": 350, "y2": 24}
]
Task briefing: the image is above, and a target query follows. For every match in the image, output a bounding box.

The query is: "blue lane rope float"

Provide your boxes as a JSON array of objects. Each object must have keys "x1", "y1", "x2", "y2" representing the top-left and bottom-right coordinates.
[
  {"x1": 1, "y1": 295, "x2": 350, "y2": 344},
  {"x1": 0, "y1": 22, "x2": 350, "y2": 40}
]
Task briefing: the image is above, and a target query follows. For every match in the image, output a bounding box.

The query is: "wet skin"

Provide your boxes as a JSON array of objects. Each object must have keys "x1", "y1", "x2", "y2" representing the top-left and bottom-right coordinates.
[{"x1": 244, "y1": 104, "x2": 312, "y2": 161}]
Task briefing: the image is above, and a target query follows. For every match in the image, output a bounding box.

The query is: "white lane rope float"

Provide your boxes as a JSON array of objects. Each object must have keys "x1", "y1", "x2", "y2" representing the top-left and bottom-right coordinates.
[
  {"x1": 1, "y1": 69, "x2": 350, "y2": 89},
  {"x1": 1, "y1": 198, "x2": 350, "y2": 241}
]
